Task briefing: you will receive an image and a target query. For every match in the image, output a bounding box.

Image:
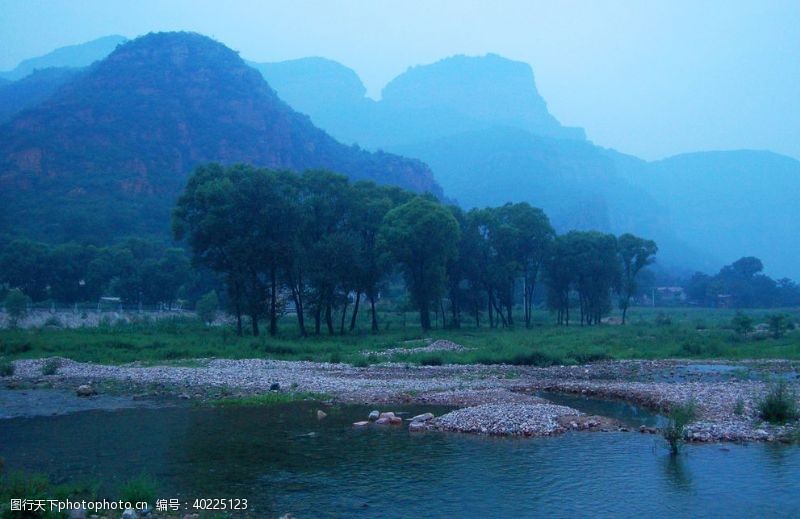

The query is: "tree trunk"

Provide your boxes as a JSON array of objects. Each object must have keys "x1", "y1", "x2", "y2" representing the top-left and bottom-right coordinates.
[
  {"x1": 369, "y1": 295, "x2": 379, "y2": 333},
  {"x1": 349, "y1": 292, "x2": 361, "y2": 331},
  {"x1": 325, "y1": 304, "x2": 334, "y2": 335},
  {"x1": 339, "y1": 299, "x2": 349, "y2": 334},
  {"x1": 419, "y1": 300, "x2": 431, "y2": 330},
  {"x1": 235, "y1": 303, "x2": 243, "y2": 336},
  {"x1": 269, "y1": 266, "x2": 278, "y2": 336},
  {"x1": 314, "y1": 305, "x2": 322, "y2": 335},
  {"x1": 251, "y1": 314, "x2": 259, "y2": 337}
]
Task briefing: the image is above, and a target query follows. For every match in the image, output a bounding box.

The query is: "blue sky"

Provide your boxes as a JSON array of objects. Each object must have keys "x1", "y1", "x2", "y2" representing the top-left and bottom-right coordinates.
[{"x1": 1, "y1": 0, "x2": 798, "y2": 161}]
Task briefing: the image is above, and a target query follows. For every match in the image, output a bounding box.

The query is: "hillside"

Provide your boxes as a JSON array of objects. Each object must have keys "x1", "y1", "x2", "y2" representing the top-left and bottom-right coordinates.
[
  {"x1": 613, "y1": 150, "x2": 800, "y2": 279},
  {"x1": 0, "y1": 32, "x2": 441, "y2": 243},
  {"x1": 0, "y1": 67, "x2": 81, "y2": 123}
]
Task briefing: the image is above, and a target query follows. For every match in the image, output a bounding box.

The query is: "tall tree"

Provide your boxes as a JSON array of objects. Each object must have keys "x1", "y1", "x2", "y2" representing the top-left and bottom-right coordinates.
[
  {"x1": 617, "y1": 233, "x2": 658, "y2": 324},
  {"x1": 379, "y1": 197, "x2": 460, "y2": 330}
]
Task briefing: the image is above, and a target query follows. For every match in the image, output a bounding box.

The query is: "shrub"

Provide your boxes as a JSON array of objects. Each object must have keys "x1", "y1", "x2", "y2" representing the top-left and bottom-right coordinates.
[
  {"x1": 681, "y1": 342, "x2": 702, "y2": 356},
  {"x1": 0, "y1": 360, "x2": 14, "y2": 377},
  {"x1": 731, "y1": 312, "x2": 754, "y2": 336},
  {"x1": 351, "y1": 357, "x2": 369, "y2": 368},
  {"x1": 663, "y1": 399, "x2": 697, "y2": 455},
  {"x1": 757, "y1": 379, "x2": 798, "y2": 424},
  {"x1": 196, "y1": 290, "x2": 219, "y2": 325},
  {"x1": 3, "y1": 289, "x2": 31, "y2": 327},
  {"x1": 43, "y1": 315, "x2": 63, "y2": 328},
  {"x1": 119, "y1": 474, "x2": 158, "y2": 508},
  {"x1": 41, "y1": 359, "x2": 60, "y2": 376},
  {"x1": 767, "y1": 314, "x2": 792, "y2": 339},
  {"x1": 733, "y1": 396, "x2": 745, "y2": 416},
  {"x1": 569, "y1": 351, "x2": 611, "y2": 364}
]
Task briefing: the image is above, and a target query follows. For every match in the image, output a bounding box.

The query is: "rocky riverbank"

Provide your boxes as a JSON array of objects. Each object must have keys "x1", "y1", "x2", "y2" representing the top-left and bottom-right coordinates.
[{"x1": 4, "y1": 357, "x2": 799, "y2": 442}]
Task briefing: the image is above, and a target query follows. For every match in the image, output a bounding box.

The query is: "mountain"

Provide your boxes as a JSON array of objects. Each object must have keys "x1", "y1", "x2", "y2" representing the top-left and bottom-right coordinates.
[
  {"x1": 0, "y1": 35, "x2": 127, "y2": 81},
  {"x1": 613, "y1": 150, "x2": 800, "y2": 279},
  {"x1": 254, "y1": 53, "x2": 584, "y2": 149},
  {"x1": 0, "y1": 67, "x2": 82, "y2": 123},
  {"x1": 0, "y1": 32, "x2": 441, "y2": 243}
]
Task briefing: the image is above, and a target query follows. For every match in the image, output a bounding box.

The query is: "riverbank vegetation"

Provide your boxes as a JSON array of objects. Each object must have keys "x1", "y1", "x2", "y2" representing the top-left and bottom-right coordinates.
[{"x1": 1, "y1": 307, "x2": 798, "y2": 366}]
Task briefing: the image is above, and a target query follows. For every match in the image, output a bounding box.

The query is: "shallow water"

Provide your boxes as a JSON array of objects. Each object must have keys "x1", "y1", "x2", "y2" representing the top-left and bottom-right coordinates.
[
  {"x1": 537, "y1": 390, "x2": 668, "y2": 428},
  {"x1": 1, "y1": 401, "x2": 799, "y2": 518}
]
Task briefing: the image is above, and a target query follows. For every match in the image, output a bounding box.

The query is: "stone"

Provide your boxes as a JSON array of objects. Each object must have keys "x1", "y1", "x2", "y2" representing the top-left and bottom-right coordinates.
[
  {"x1": 368, "y1": 410, "x2": 380, "y2": 421},
  {"x1": 279, "y1": 514, "x2": 295, "y2": 519},
  {"x1": 317, "y1": 410, "x2": 327, "y2": 420},
  {"x1": 379, "y1": 411, "x2": 395, "y2": 419},
  {"x1": 69, "y1": 508, "x2": 87, "y2": 519},
  {"x1": 375, "y1": 417, "x2": 390, "y2": 425},
  {"x1": 121, "y1": 509, "x2": 137, "y2": 519},
  {"x1": 75, "y1": 384, "x2": 96, "y2": 397},
  {"x1": 408, "y1": 421, "x2": 426, "y2": 432},
  {"x1": 353, "y1": 421, "x2": 369, "y2": 427},
  {"x1": 270, "y1": 382, "x2": 280, "y2": 391},
  {"x1": 389, "y1": 416, "x2": 403, "y2": 425},
  {"x1": 410, "y1": 412, "x2": 434, "y2": 422}
]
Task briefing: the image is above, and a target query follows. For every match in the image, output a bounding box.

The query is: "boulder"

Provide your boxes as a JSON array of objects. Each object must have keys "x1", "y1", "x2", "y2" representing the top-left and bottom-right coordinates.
[
  {"x1": 75, "y1": 385, "x2": 96, "y2": 397},
  {"x1": 389, "y1": 416, "x2": 403, "y2": 425},
  {"x1": 317, "y1": 410, "x2": 327, "y2": 420},
  {"x1": 68, "y1": 508, "x2": 86, "y2": 519},
  {"x1": 410, "y1": 412, "x2": 434, "y2": 422},
  {"x1": 379, "y1": 412, "x2": 396, "y2": 420},
  {"x1": 368, "y1": 410, "x2": 380, "y2": 421},
  {"x1": 121, "y1": 509, "x2": 137, "y2": 519},
  {"x1": 269, "y1": 382, "x2": 281, "y2": 391},
  {"x1": 375, "y1": 417, "x2": 391, "y2": 425},
  {"x1": 353, "y1": 421, "x2": 369, "y2": 427},
  {"x1": 408, "y1": 421, "x2": 427, "y2": 432}
]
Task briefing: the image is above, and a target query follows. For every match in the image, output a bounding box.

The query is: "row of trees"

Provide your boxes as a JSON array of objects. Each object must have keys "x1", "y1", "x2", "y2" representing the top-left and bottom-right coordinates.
[
  {"x1": 174, "y1": 164, "x2": 659, "y2": 335},
  {"x1": 0, "y1": 237, "x2": 215, "y2": 306},
  {"x1": 685, "y1": 256, "x2": 800, "y2": 308}
]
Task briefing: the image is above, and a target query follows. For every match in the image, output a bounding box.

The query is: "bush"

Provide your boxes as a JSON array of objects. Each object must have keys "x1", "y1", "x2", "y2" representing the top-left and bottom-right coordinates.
[
  {"x1": 731, "y1": 312, "x2": 754, "y2": 336},
  {"x1": 196, "y1": 290, "x2": 219, "y2": 325},
  {"x1": 0, "y1": 360, "x2": 14, "y2": 377},
  {"x1": 757, "y1": 379, "x2": 798, "y2": 424},
  {"x1": 569, "y1": 351, "x2": 611, "y2": 364},
  {"x1": 41, "y1": 359, "x2": 60, "y2": 376},
  {"x1": 119, "y1": 474, "x2": 158, "y2": 508},
  {"x1": 3, "y1": 289, "x2": 31, "y2": 327},
  {"x1": 663, "y1": 400, "x2": 697, "y2": 455},
  {"x1": 733, "y1": 396, "x2": 745, "y2": 416},
  {"x1": 681, "y1": 342, "x2": 702, "y2": 356},
  {"x1": 767, "y1": 314, "x2": 792, "y2": 339}
]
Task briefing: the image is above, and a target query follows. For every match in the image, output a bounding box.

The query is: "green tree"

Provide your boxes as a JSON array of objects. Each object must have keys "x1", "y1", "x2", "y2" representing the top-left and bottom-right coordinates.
[
  {"x1": 4, "y1": 289, "x2": 31, "y2": 327},
  {"x1": 731, "y1": 312, "x2": 754, "y2": 336},
  {"x1": 379, "y1": 197, "x2": 460, "y2": 330},
  {"x1": 617, "y1": 233, "x2": 658, "y2": 324}
]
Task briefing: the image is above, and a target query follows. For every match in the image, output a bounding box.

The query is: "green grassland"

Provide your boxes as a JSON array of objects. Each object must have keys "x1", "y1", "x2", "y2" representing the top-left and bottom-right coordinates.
[{"x1": 1, "y1": 307, "x2": 799, "y2": 367}]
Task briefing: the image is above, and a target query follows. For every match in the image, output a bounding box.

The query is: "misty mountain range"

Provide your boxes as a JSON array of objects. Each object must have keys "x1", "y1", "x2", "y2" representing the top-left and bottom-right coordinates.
[{"x1": 1, "y1": 32, "x2": 798, "y2": 279}]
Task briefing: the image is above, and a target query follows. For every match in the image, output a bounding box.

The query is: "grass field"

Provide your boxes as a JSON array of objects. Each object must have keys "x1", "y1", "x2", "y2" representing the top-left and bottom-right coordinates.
[{"x1": 1, "y1": 307, "x2": 799, "y2": 366}]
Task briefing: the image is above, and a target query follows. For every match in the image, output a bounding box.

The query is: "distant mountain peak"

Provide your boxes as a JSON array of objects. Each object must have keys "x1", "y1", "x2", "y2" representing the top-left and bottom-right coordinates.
[
  {"x1": 0, "y1": 35, "x2": 127, "y2": 81},
  {"x1": 381, "y1": 53, "x2": 585, "y2": 141},
  {"x1": 0, "y1": 31, "x2": 440, "y2": 242}
]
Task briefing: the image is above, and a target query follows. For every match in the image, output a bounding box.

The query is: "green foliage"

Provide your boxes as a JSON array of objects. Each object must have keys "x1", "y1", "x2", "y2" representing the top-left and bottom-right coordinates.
[
  {"x1": 209, "y1": 391, "x2": 329, "y2": 407},
  {"x1": 118, "y1": 473, "x2": 158, "y2": 508},
  {"x1": 379, "y1": 196, "x2": 460, "y2": 330},
  {"x1": 40, "y1": 359, "x2": 60, "y2": 376},
  {"x1": 655, "y1": 313, "x2": 673, "y2": 326},
  {"x1": 617, "y1": 233, "x2": 657, "y2": 324},
  {"x1": 196, "y1": 290, "x2": 219, "y2": 325},
  {"x1": 766, "y1": 314, "x2": 792, "y2": 339},
  {"x1": 663, "y1": 400, "x2": 697, "y2": 455},
  {"x1": 731, "y1": 312, "x2": 754, "y2": 336},
  {"x1": 0, "y1": 360, "x2": 14, "y2": 377},
  {"x1": 757, "y1": 379, "x2": 798, "y2": 424},
  {"x1": 4, "y1": 289, "x2": 31, "y2": 326},
  {"x1": 733, "y1": 396, "x2": 745, "y2": 416}
]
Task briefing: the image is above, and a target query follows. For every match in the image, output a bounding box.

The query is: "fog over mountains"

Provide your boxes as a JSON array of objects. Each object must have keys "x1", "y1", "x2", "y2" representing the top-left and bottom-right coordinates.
[{"x1": 1, "y1": 33, "x2": 798, "y2": 279}]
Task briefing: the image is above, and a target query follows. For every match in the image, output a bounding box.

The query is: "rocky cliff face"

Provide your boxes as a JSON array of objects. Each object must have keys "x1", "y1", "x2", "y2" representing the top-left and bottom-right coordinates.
[{"x1": 0, "y1": 32, "x2": 441, "y2": 242}]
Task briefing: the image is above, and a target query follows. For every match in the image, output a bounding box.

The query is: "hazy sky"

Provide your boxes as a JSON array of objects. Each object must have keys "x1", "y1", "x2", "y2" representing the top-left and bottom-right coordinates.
[{"x1": 1, "y1": 0, "x2": 798, "y2": 161}]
